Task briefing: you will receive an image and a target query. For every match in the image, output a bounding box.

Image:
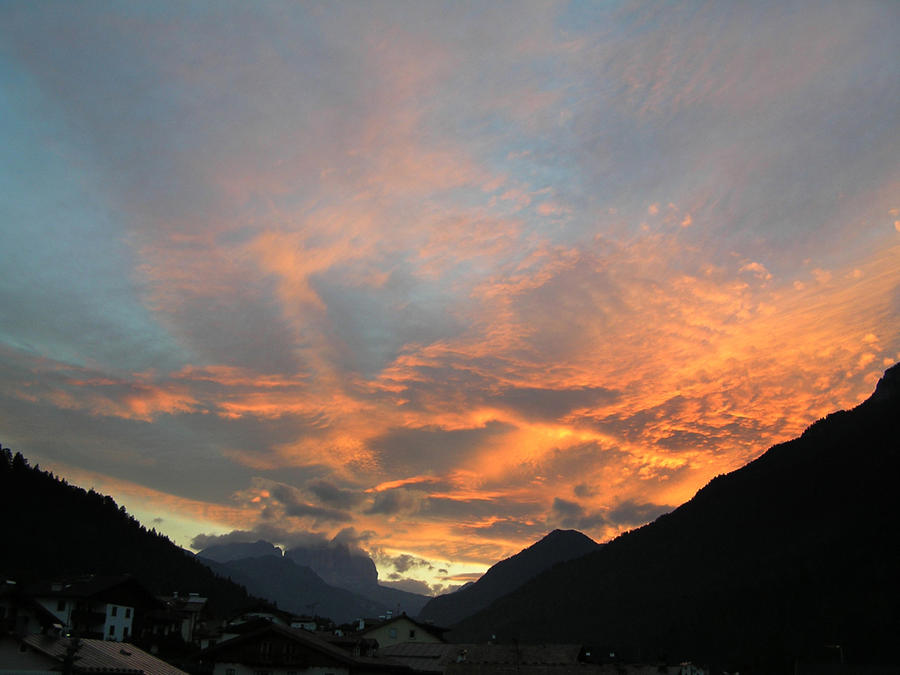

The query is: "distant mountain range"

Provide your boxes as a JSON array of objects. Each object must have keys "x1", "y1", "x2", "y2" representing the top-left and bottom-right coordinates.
[
  {"x1": 199, "y1": 554, "x2": 385, "y2": 624},
  {"x1": 449, "y1": 363, "x2": 900, "y2": 672},
  {"x1": 198, "y1": 539, "x2": 429, "y2": 623},
  {"x1": 418, "y1": 528, "x2": 599, "y2": 627}
]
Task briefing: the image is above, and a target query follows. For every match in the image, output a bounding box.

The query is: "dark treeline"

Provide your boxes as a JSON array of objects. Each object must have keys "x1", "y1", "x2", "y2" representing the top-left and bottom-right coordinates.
[{"x1": 0, "y1": 446, "x2": 254, "y2": 618}]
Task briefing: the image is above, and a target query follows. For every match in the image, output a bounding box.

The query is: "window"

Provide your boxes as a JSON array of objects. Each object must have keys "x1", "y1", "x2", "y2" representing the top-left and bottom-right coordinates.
[
  {"x1": 57, "y1": 600, "x2": 66, "y2": 612},
  {"x1": 389, "y1": 628, "x2": 397, "y2": 639},
  {"x1": 123, "y1": 627, "x2": 129, "y2": 639},
  {"x1": 125, "y1": 608, "x2": 131, "y2": 618},
  {"x1": 409, "y1": 629, "x2": 416, "y2": 639},
  {"x1": 109, "y1": 625, "x2": 115, "y2": 637},
  {"x1": 111, "y1": 606, "x2": 117, "y2": 617}
]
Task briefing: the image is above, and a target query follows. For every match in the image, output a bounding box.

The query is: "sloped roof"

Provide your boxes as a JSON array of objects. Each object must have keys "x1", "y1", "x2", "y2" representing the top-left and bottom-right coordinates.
[
  {"x1": 202, "y1": 622, "x2": 413, "y2": 673},
  {"x1": 22, "y1": 634, "x2": 188, "y2": 674},
  {"x1": 202, "y1": 621, "x2": 360, "y2": 665},
  {"x1": 379, "y1": 642, "x2": 458, "y2": 673},
  {"x1": 360, "y1": 614, "x2": 448, "y2": 640},
  {"x1": 25, "y1": 574, "x2": 160, "y2": 608},
  {"x1": 380, "y1": 643, "x2": 584, "y2": 667}
]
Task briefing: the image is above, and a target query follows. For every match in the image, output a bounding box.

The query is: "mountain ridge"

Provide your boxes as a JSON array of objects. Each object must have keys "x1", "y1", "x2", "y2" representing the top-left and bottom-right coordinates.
[
  {"x1": 450, "y1": 363, "x2": 900, "y2": 671},
  {"x1": 0, "y1": 450, "x2": 255, "y2": 619},
  {"x1": 418, "y1": 528, "x2": 599, "y2": 626},
  {"x1": 197, "y1": 554, "x2": 386, "y2": 624},
  {"x1": 199, "y1": 538, "x2": 429, "y2": 619}
]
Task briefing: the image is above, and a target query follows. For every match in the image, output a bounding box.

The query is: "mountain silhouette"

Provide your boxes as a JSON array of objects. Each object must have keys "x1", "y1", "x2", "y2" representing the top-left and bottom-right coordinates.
[
  {"x1": 0, "y1": 449, "x2": 254, "y2": 618},
  {"x1": 285, "y1": 542, "x2": 378, "y2": 588},
  {"x1": 450, "y1": 363, "x2": 900, "y2": 672},
  {"x1": 199, "y1": 539, "x2": 429, "y2": 619},
  {"x1": 198, "y1": 554, "x2": 385, "y2": 624},
  {"x1": 418, "y1": 528, "x2": 599, "y2": 626},
  {"x1": 286, "y1": 543, "x2": 429, "y2": 617},
  {"x1": 198, "y1": 539, "x2": 283, "y2": 563}
]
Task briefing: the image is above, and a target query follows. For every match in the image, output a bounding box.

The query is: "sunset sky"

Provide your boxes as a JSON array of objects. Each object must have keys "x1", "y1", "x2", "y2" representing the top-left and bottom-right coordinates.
[{"x1": 1, "y1": 1, "x2": 898, "y2": 595}]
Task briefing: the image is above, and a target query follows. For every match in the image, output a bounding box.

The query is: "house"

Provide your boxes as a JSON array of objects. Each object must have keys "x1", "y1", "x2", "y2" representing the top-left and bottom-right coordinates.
[
  {"x1": 209, "y1": 605, "x2": 323, "y2": 647},
  {"x1": 360, "y1": 614, "x2": 446, "y2": 649},
  {"x1": 156, "y1": 592, "x2": 208, "y2": 643},
  {"x1": 0, "y1": 633, "x2": 188, "y2": 674},
  {"x1": 26, "y1": 574, "x2": 162, "y2": 641},
  {"x1": 290, "y1": 615, "x2": 319, "y2": 632},
  {"x1": 228, "y1": 602, "x2": 297, "y2": 627},
  {"x1": 200, "y1": 621, "x2": 412, "y2": 675}
]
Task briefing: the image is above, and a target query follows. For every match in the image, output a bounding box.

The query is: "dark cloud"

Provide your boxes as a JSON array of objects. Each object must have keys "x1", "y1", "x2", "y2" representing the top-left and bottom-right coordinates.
[
  {"x1": 389, "y1": 554, "x2": 434, "y2": 574},
  {"x1": 657, "y1": 429, "x2": 711, "y2": 452},
  {"x1": 365, "y1": 488, "x2": 422, "y2": 516},
  {"x1": 0, "y1": 390, "x2": 251, "y2": 503},
  {"x1": 190, "y1": 525, "x2": 373, "y2": 555},
  {"x1": 191, "y1": 525, "x2": 332, "y2": 552},
  {"x1": 191, "y1": 528, "x2": 268, "y2": 551},
  {"x1": 593, "y1": 395, "x2": 769, "y2": 457},
  {"x1": 543, "y1": 441, "x2": 622, "y2": 474},
  {"x1": 424, "y1": 496, "x2": 539, "y2": 523},
  {"x1": 550, "y1": 497, "x2": 607, "y2": 531},
  {"x1": 269, "y1": 483, "x2": 353, "y2": 524},
  {"x1": 332, "y1": 527, "x2": 377, "y2": 550},
  {"x1": 313, "y1": 269, "x2": 464, "y2": 379},
  {"x1": 147, "y1": 276, "x2": 301, "y2": 375},
  {"x1": 573, "y1": 483, "x2": 596, "y2": 498},
  {"x1": 369, "y1": 421, "x2": 514, "y2": 475},
  {"x1": 450, "y1": 518, "x2": 547, "y2": 543},
  {"x1": 379, "y1": 577, "x2": 435, "y2": 596},
  {"x1": 306, "y1": 479, "x2": 365, "y2": 509},
  {"x1": 606, "y1": 500, "x2": 673, "y2": 528},
  {"x1": 380, "y1": 364, "x2": 495, "y2": 411},
  {"x1": 491, "y1": 386, "x2": 620, "y2": 422}
]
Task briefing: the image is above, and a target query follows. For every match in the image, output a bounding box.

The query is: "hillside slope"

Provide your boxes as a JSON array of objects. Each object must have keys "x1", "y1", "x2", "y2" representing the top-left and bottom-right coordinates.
[
  {"x1": 418, "y1": 529, "x2": 599, "y2": 626},
  {"x1": 0, "y1": 449, "x2": 254, "y2": 617},
  {"x1": 451, "y1": 363, "x2": 900, "y2": 672}
]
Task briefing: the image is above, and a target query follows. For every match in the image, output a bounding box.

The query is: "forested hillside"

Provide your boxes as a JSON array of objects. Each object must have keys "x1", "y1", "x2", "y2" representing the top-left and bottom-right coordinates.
[{"x1": 0, "y1": 447, "x2": 254, "y2": 617}]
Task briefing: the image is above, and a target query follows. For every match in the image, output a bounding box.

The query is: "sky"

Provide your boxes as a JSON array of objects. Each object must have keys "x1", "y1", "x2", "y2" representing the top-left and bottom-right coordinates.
[{"x1": 1, "y1": 0, "x2": 898, "y2": 596}]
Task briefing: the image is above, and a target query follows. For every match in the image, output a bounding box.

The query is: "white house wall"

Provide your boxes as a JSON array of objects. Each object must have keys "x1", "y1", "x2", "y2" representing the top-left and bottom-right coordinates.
[
  {"x1": 103, "y1": 603, "x2": 134, "y2": 641},
  {"x1": 34, "y1": 597, "x2": 71, "y2": 628}
]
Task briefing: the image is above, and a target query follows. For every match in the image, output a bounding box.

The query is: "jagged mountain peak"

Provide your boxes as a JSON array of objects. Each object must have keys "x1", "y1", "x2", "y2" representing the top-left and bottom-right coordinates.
[{"x1": 197, "y1": 539, "x2": 283, "y2": 563}]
